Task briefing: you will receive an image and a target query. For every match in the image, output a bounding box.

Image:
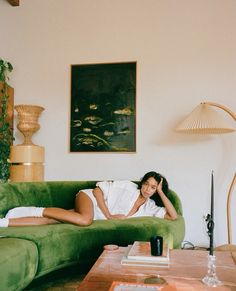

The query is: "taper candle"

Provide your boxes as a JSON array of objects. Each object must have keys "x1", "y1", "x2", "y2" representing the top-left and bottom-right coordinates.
[{"x1": 209, "y1": 170, "x2": 214, "y2": 255}]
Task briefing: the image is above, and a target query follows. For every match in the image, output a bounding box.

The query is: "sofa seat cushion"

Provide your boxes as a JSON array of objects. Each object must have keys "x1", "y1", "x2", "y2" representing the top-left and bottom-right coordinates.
[
  {"x1": 110, "y1": 216, "x2": 184, "y2": 248},
  {"x1": 0, "y1": 222, "x2": 118, "y2": 278},
  {"x1": 0, "y1": 216, "x2": 184, "y2": 278},
  {"x1": 0, "y1": 238, "x2": 38, "y2": 291}
]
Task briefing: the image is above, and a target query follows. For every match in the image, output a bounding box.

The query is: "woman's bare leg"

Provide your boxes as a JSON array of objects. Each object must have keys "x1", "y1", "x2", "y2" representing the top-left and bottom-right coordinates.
[
  {"x1": 42, "y1": 191, "x2": 94, "y2": 226},
  {"x1": 3, "y1": 192, "x2": 94, "y2": 227},
  {"x1": 8, "y1": 217, "x2": 60, "y2": 227}
]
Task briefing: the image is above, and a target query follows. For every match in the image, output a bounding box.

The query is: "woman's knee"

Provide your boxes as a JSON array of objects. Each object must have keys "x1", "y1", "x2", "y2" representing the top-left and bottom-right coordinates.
[{"x1": 75, "y1": 216, "x2": 93, "y2": 226}]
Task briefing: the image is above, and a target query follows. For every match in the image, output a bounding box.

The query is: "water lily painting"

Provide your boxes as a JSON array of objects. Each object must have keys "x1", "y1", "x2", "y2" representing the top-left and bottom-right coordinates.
[{"x1": 70, "y1": 62, "x2": 136, "y2": 152}]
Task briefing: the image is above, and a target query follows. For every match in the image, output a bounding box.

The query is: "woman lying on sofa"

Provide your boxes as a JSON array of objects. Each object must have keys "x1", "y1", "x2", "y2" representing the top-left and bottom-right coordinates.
[{"x1": 0, "y1": 171, "x2": 178, "y2": 227}]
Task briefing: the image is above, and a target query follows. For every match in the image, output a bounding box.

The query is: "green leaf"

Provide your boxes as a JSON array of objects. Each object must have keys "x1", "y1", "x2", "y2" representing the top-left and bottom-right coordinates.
[{"x1": 0, "y1": 57, "x2": 13, "y2": 183}]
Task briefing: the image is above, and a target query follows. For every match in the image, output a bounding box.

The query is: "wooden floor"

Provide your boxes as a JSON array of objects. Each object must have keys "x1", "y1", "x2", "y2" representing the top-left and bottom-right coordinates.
[{"x1": 24, "y1": 266, "x2": 86, "y2": 291}]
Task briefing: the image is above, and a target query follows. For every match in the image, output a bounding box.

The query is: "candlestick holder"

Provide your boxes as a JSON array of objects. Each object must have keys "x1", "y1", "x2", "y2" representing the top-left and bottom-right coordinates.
[
  {"x1": 205, "y1": 213, "x2": 214, "y2": 255},
  {"x1": 202, "y1": 254, "x2": 222, "y2": 287}
]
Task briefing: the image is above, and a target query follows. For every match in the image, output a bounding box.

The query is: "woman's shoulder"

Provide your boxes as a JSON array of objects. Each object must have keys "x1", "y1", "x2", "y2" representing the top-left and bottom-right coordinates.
[
  {"x1": 113, "y1": 180, "x2": 138, "y2": 188},
  {"x1": 96, "y1": 180, "x2": 138, "y2": 190}
]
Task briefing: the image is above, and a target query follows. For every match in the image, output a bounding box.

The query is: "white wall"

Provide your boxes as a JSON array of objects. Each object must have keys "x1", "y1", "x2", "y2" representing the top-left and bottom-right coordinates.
[{"x1": 0, "y1": 0, "x2": 235, "y2": 247}]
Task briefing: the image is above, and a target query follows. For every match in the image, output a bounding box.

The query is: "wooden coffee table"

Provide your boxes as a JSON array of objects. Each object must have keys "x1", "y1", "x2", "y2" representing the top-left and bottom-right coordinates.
[{"x1": 77, "y1": 247, "x2": 236, "y2": 290}]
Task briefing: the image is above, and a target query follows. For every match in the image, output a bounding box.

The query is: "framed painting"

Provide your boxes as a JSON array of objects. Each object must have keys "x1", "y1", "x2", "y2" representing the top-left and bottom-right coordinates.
[{"x1": 70, "y1": 62, "x2": 136, "y2": 152}]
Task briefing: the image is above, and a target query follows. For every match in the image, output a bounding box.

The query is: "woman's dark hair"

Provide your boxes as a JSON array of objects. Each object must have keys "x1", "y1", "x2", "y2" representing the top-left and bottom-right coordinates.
[{"x1": 139, "y1": 171, "x2": 169, "y2": 206}]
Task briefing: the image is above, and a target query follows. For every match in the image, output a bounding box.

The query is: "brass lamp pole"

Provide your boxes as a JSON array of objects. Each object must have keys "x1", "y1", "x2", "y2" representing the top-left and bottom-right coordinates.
[
  {"x1": 205, "y1": 102, "x2": 236, "y2": 121},
  {"x1": 226, "y1": 173, "x2": 236, "y2": 245}
]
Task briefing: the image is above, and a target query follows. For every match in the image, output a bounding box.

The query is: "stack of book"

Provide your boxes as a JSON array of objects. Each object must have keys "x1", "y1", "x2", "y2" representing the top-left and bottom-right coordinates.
[
  {"x1": 109, "y1": 281, "x2": 170, "y2": 290},
  {"x1": 121, "y1": 241, "x2": 170, "y2": 268}
]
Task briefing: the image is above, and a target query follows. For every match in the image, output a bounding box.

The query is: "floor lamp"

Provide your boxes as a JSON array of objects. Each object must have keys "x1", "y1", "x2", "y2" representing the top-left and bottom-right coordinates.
[{"x1": 176, "y1": 102, "x2": 236, "y2": 254}]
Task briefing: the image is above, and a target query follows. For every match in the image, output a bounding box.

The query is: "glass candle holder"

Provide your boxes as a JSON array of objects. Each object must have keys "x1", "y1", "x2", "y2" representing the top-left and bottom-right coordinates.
[{"x1": 202, "y1": 254, "x2": 222, "y2": 287}]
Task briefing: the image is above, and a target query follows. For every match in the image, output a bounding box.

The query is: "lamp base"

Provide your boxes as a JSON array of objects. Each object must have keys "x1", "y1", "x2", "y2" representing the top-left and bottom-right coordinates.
[
  {"x1": 144, "y1": 276, "x2": 166, "y2": 285},
  {"x1": 202, "y1": 254, "x2": 222, "y2": 287},
  {"x1": 215, "y1": 244, "x2": 236, "y2": 264}
]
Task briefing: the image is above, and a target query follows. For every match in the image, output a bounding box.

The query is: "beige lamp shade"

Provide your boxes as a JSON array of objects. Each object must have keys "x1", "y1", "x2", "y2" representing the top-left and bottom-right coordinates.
[{"x1": 176, "y1": 103, "x2": 235, "y2": 134}]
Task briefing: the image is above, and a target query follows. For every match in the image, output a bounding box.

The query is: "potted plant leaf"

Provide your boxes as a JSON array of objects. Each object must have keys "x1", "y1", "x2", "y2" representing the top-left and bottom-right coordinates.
[{"x1": 0, "y1": 58, "x2": 14, "y2": 183}]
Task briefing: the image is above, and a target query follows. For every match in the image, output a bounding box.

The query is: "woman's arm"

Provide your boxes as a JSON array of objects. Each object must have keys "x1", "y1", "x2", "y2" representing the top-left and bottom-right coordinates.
[
  {"x1": 157, "y1": 179, "x2": 178, "y2": 220},
  {"x1": 93, "y1": 187, "x2": 126, "y2": 219},
  {"x1": 93, "y1": 187, "x2": 111, "y2": 219}
]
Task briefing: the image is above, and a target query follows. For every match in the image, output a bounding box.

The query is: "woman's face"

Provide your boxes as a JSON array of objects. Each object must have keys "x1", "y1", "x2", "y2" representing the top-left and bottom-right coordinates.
[{"x1": 141, "y1": 177, "x2": 158, "y2": 198}]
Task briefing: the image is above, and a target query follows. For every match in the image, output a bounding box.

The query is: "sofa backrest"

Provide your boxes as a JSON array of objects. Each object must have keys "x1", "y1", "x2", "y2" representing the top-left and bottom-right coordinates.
[{"x1": 0, "y1": 181, "x2": 183, "y2": 217}]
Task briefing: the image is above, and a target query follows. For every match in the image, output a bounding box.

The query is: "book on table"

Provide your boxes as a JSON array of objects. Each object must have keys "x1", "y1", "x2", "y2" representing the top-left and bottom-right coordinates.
[
  {"x1": 109, "y1": 281, "x2": 176, "y2": 290},
  {"x1": 121, "y1": 241, "x2": 170, "y2": 268}
]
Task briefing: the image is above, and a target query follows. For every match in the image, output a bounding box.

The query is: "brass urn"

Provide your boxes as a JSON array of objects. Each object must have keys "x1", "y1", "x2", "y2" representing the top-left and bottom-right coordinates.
[{"x1": 14, "y1": 104, "x2": 45, "y2": 145}]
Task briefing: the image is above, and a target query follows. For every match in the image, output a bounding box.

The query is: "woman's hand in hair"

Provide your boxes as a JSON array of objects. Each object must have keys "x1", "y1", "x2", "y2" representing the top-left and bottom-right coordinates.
[
  {"x1": 156, "y1": 178, "x2": 178, "y2": 220},
  {"x1": 156, "y1": 178, "x2": 163, "y2": 195}
]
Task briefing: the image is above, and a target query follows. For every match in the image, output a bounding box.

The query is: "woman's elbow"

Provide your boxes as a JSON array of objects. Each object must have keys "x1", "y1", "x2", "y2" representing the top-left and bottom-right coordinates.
[
  {"x1": 170, "y1": 215, "x2": 178, "y2": 221},
  {"x1": 165, "y1": 214, "x2": 178, "y2": 221}
]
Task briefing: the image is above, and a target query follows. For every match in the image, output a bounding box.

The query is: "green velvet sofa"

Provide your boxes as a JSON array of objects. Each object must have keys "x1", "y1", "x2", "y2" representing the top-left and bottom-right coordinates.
[{"x1": 0, "y1": 181, "x2": 185, "y2": 291}]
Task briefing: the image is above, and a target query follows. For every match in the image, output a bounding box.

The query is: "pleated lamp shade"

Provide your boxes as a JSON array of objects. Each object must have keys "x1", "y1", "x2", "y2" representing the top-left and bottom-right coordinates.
[{"x1": 176, "y1": 103, "x2": 236, "y2": 134}]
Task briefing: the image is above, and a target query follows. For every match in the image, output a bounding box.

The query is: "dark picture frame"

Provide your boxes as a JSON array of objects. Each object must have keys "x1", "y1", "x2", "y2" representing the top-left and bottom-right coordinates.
[{"x1": 70, "y1": 62, "x2": 136, "y2": 152}]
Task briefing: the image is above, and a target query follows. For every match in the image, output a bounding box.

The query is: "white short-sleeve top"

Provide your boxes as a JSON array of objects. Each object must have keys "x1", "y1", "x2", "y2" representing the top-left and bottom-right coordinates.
[{"x1": 79, "y1": 180, "x2": 166, "y2": 220}]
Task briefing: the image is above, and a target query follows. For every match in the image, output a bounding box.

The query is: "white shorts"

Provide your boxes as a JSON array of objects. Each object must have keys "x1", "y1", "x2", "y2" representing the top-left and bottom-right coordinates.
[{"x1": 77, "y1": 189, "x2": 106, "y2": 220}]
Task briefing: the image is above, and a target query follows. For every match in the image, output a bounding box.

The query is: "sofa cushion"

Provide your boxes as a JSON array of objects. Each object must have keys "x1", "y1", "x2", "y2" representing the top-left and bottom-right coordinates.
[
  {"x1": 0, "y1": 238, "x2": 38, "y2": 291},
  {"x1": 0, "y1": 222, "x2": 118, "y2": 277},
  {"x1": 0, "y1": 216, "x2": 184, "y2": 278}
]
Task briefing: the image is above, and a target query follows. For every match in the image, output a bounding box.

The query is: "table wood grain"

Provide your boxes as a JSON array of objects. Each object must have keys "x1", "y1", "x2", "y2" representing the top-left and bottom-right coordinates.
[{"x1": 77, "y1": 247, "x2": 236, "y2": 291}]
